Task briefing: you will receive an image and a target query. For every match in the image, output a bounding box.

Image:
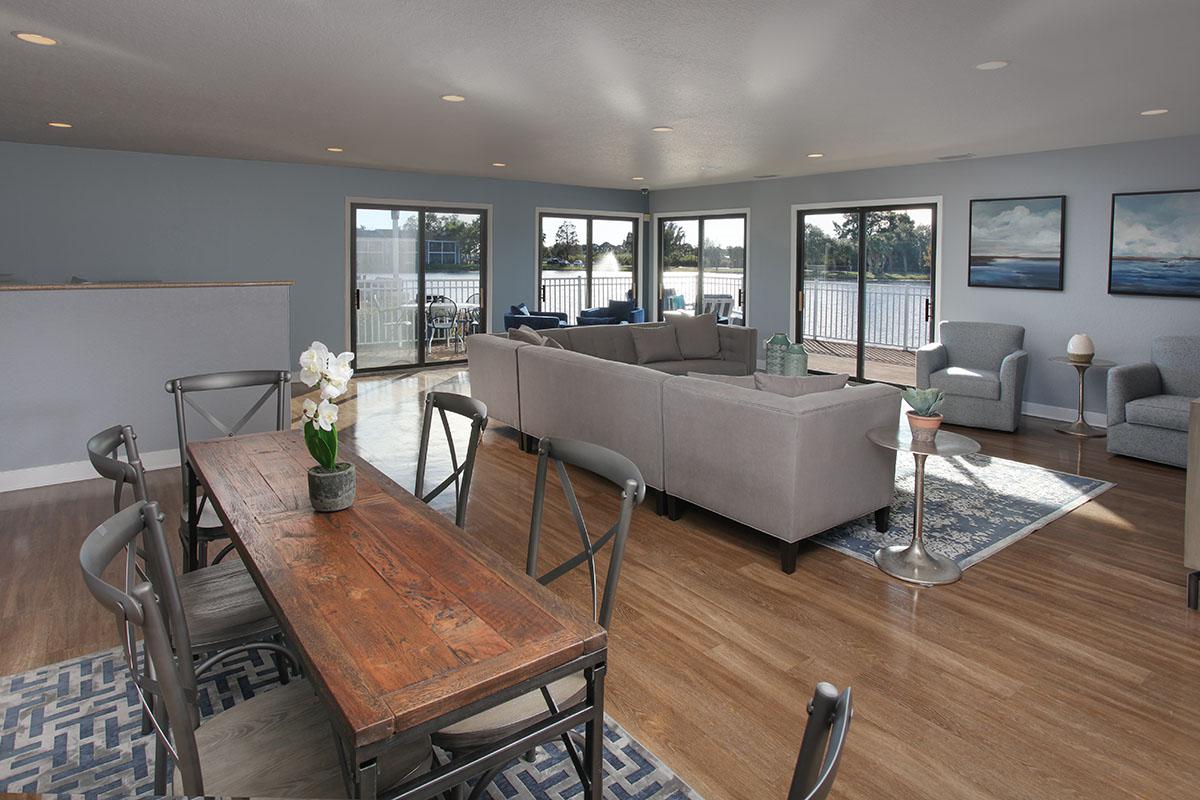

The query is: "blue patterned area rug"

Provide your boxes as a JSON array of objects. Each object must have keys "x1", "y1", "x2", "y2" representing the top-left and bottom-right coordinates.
[
  {"x1": 0, "y1": 647, "x2": 700, "y2": 800},
  {"x1": 813, "y1": 453, "x2": 1113, "y2": 570}
]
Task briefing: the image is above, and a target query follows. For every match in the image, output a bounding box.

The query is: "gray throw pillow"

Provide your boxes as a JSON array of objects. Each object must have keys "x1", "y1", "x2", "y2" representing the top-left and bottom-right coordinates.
[
  {"x1": 688, "y1": 372, "x2": 757, "y2": 389},
  {"x1": 754, "y1": 372, "x2": 849, "y2": 397},
  {"x1": 508, "y1": 325, "x2": 546, "y2": 346},
  {"x1": 543, "y1": 336, "x2": 565, "y2": 349},
  {"x1": 630, "y1": 324, "x2": 683, "y2": 364},
  {"x1": 667, "y1": 313, "x2": 721, "y2": 359}
]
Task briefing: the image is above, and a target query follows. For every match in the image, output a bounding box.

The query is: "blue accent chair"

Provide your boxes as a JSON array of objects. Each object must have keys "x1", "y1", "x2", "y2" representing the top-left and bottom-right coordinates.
[
  {"x1": 503, "y1": 303, "x2": 568, "y2": 331},
  {"x1": 577, "y1": 299, "x2": 646, "y2": 326}
]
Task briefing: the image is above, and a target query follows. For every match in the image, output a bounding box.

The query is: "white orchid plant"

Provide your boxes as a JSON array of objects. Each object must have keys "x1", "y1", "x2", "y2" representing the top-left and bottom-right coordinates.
[{"x1": 298, "y1": 341, "x2": 354, "y2": 471}]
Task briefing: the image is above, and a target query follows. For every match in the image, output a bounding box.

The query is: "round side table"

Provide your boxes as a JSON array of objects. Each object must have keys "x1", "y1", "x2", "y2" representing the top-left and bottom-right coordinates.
[
  {"x1": 867, "y1": 425, "x2": 980, "y2": 586},
  {"x1": 1048, "y1": 356, "x2": 1116, "y2": 438}
]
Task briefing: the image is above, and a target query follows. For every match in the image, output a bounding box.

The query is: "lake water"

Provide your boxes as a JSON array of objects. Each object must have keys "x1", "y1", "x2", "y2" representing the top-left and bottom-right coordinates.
[
  {"x1": 1110, "y1": 258, "x2": 1200, "y2": 297},
  {"x1": 969, "y1": 257, "x2": 1061, "y2": 289}
]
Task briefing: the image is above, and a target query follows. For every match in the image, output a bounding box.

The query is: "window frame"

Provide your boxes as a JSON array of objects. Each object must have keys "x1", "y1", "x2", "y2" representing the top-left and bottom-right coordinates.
[
  {"x1": 535, "y1": 209, "x2": 642, "y2": 315},
  {"x1": 652, "y1": 210, "x2": 749, "y2": 324}
]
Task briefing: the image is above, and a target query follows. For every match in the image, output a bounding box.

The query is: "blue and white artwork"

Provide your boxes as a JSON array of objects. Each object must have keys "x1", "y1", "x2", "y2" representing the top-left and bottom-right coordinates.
[
  {"x1": 969, "y1": 196, "x2": 1064, "y2": 289},
  {"x1": 1109, "y1": 189, "x2": 1200, "y2": 298}
]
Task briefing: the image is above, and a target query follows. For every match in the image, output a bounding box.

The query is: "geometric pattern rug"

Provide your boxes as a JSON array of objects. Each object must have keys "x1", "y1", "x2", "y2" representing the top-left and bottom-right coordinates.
[
  {"x1": 0, "y1": 647, "x2": 701, "y2": 799},
  {"x1": 812, "y1": 452, "x2": 1114, "y2": 570}
]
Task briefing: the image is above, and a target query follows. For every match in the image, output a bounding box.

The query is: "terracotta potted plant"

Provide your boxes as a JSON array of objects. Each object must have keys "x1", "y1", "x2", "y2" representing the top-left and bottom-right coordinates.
[
  {"x1": 298, "y1": 341, "x2": 356, "y2": 512},
  {"x1": 902, "y1": 387, "x2": 945, "y2": 443}
]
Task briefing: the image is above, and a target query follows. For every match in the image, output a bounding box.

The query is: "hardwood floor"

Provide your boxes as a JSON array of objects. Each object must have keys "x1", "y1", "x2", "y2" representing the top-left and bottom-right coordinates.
[{"x1": 1, "y1": 367, "x2": 1195, "y2": 799}]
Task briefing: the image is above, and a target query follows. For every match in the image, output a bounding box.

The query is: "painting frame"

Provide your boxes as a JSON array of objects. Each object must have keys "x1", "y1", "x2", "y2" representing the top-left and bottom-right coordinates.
[
  {"x1": 968, "y1": 195, "x2": 1066, "y2": 291},
  {"x1": 1108, "y1": 188, "x2": 1200, "y2": 299}
]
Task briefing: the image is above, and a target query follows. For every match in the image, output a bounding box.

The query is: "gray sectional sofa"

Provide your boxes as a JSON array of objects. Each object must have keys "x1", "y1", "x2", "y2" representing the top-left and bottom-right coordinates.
[{"x1": 466, "y1": 323, "x2": 901, "y2": 572}]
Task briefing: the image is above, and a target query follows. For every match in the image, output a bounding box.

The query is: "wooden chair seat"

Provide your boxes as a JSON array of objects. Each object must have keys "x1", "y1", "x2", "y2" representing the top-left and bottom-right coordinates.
[
  {"x1": 179, "y1": 559, "x2": 278, "y2": 650},
  {"x1": 175, "y1": 680, "x2": 431, "y2": 798},
  {"x1": 432, "y1": 672, "x2": 586, "y2": 750}
]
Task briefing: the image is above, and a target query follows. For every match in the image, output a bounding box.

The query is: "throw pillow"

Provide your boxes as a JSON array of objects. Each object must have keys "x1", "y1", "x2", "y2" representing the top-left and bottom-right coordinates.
[
  {"x1": 508, "y1": 325, "x2": 546, "y2": 346},
  {"x1": 543, "y1": 336, "x2": 565, "y2": 349},
  {"x1": 667, "y1": 313, "x2": 721, "y2": 359},
  {"x1": 754, "y1": 372, "x2": 849, "y2": 397},
  {"x1": 687, "y1": 372, "x2": 757, "y2": 389},
  {"x1": 630, "y1": 324, "x2": 683, "y2": 364}
]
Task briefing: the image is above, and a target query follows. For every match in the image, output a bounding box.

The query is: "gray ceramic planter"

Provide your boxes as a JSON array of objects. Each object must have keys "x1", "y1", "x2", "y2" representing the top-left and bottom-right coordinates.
[{"x1": 308, "y1": 463, "x2": 355, "y2": 512}]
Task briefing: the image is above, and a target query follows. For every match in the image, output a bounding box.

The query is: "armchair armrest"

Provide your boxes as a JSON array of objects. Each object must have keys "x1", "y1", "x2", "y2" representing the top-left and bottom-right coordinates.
[
  {"x1": 576, "y1": 315, "x2": 616, "y2": 326},
  {"x1": 503, "y1": 313, "x2": 564, "y2": 331},
  {"x1": 579, "y1": 307, "x2": 608, "y2": 318},
  {"x1": 1107, "y1": 362, "x2": 1161, "y2": 426},
  {"x1": 629, "y1": 308, "x2": 646, "y2": 323},
  {"x1": 999, "y1": 349, "x2": 1029, "y2": 400},
  {"x1": 916, "y1": 343, "x2": 947, "y2": 388}
]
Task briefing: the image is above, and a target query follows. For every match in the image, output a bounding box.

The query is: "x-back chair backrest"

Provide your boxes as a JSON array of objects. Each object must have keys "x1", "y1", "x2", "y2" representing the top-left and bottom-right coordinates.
[
  {"x1": 86, "y1": 424, "x2": 149, "y2": 513},
  {"x1": 164, "y1": 369, "x2": 291, "y2": 505},
  {"x1": 415, "y1": 391, "x2": 488, "y2": 528},
  {"x1": 527, "y1": 437, "x2": 646, "y2": 630},
  {"x1": 79, "y1": 501, "x2": 206, "y2": 794},
  {"x1": 787, "y1": 682, "x2": 853, "y2": 800}
]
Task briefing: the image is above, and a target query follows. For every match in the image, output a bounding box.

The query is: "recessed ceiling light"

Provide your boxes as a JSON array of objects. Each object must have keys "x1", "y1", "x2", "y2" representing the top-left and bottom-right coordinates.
[
  {"x1": 651, "y1": 126, "x2": 673, "y2": 133},
  {"x1": 491, "y1": 162, "x2": 507, "y2": 167},
  {"x1": 1140, "y1": 108, "x2": 1169, "y2": 116},
  {"x1": 13, "y1": 32, "x2": 58, "y2": 46},
  {"x1": 631, "y1": 176, "x2": 645, "y2": 181},
  {"x1": 441, "y1": 94, "x2": 466, "y2": 103},
  {"x1": 47, "y1": 121, "x2": 72, "y2": 128},
  {"x1": 807, "y1": 153, "x2": 824, "y2": 158},
  {"x1": 325, "y1": 146, "x2": 344, "y2": 153},
  {"x1": 975, "y1": 60, "x2": 1009, "y2": 70}
]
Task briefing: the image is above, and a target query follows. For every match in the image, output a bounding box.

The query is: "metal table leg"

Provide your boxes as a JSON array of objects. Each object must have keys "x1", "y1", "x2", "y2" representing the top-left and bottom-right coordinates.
[
  {"x1": 873, "y1": 452, "x2": 962, "y2": 586},
  {"x1": 185, "y1": 460, "x2": 200, "y2": 572},
  {"x1": 583, "y1": 662, "x2": 606, "y2": 799},
  {"x1": 1056, "y1": 363, "x2": 1105, "y2": 438}
]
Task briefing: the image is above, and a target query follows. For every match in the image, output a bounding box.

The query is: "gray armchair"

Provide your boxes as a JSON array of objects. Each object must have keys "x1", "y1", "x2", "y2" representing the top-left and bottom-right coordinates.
[
  {"x1": 917, "y1": 321, "x2": 1028, "y2": 432},
  {"x1": 1107, "y1": 336, "x2": 1199, "y2": 468}
]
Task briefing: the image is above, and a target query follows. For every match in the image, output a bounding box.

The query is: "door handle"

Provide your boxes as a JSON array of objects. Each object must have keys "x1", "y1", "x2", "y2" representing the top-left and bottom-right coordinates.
[
  {"x1": 924, "y1": 298, "x2": 931, "y2": 321},
  {"x1": 539, "y1": 285, "x2": 546, "y2": 303},
  {"x1": 738, "y1": 288, "x2": 744, "y2": 306},
  {"x1": 355, "y1": 289, "x2": 361, "y2": 310}
]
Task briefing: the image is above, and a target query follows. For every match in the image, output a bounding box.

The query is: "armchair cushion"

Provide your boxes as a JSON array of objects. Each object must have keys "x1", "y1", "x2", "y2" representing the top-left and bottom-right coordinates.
[
  {"x1": 930, "y1": 367, "x2": 1001, "y2": 400},
  {"x1": 1125, "y1": 394, "x2": 1191, "y2": 432},
  {"x1": 666, "y1": 313, "x2": 721, "y2": 359},
  {"x1": 1107, "y1": 362, "x2": 1162, "y2": 426},
  {"x1": 1152, "y1": 336, "x2": 1200, "y2": 397},
  {"x1": 606, "y1": 299, "x2": 638, "y2": 321},
  {"x1": 510, "y1": 303, "x2": 531, "y2": 316}
]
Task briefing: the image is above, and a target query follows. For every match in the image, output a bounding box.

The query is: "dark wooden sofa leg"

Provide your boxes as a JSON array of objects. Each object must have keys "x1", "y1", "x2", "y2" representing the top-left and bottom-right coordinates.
[
  {"x1": 667, "y1": 495, "x2": 684, "y2": 521},
  {"x1": 780, "y1": 540, "x2": 800, "y2": 574},
  {"x1": 1189, "y1": 571, "x2": 1199, "y2": 610},
  {"x1": 519, "y1": 433, "x2": 540, "y2": 454},
  {"x1": 654, "y1": 490, "x2": 667, "y2": 516},
  {"x1": 874, "y1": 506, "x2": 891, "y2": 533}
]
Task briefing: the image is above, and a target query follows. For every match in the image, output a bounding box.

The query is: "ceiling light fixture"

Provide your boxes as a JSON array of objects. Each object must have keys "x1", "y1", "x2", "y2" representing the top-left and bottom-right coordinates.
[
  {"x1": 47, "y1": 121, "x2": 72, "y2": 128},
  {"x1": 1140, "y1": 108, "x2": 1169, "y2": 116},
  {"x1": 491, "y1": 162, "x2": 507, "y2": 167},
  {"x1": 651, "y1": 126, "x2": 673, "y2": 133},
  {"x1": 807, "y1": 153, "x2": 824, "y2": 158},
  {"x1": 325, "y1": 146, "x2": 344, "y2": 153},
  {"x1": 631, "y1": 176, "x2": 645, "y2": 181},
  {"x1": 13, "y1": 32, "x2": 58, "y2": 45},
  {"x1": 441, "y1": 94, "x2": 466, "y2": 102},
  {"x1": 975, "y1": 60, "x2": 1009, "y2": 70}
]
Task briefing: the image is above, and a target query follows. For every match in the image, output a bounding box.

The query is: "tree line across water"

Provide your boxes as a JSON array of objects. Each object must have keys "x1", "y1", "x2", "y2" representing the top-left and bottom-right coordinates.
[{"x1": 804, "y1": 212, "x2": 932, "y2": 280}]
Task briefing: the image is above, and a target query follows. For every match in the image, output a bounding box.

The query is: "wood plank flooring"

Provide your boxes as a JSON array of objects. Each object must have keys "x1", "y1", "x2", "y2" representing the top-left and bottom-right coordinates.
[{"x1": 1, "y1": 367, "x2": 1195, "y2": 799}]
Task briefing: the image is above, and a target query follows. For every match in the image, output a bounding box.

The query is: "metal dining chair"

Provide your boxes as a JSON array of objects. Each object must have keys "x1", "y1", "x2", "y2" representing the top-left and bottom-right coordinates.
[
  {"x1": 164, "y1": 369, "x2": 290, "y2": 570},
  {"x1": 787, "y1": 682, "x2": 853, "y2": 800},
  {"x1": 463, "y1": 291, "x2": 483, "y2": 336},
  {"x1": 86, "y1": 424, "x2": 293, "y2": 725},
  {"x1": 426, "y1": 296, "x2": 461, "y2": 353},
  {"x1": 432, "y1": 436, "x2": 646, "y2": 800},
  {"x1": 79, "y1": 500, "x2": 432, "y2": 798},
  {"x1": 414, "y1": 392, "x2": 488, "y2": 528}
]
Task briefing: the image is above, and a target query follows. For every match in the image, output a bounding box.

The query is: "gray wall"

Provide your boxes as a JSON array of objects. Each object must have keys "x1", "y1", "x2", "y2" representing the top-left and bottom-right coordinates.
[
  {"x1": 651, "y1": 135, "x2": 1200, "y2": 414},
  {"x1": 0, "y1": 141, "x2": 645, "y2": 359}
]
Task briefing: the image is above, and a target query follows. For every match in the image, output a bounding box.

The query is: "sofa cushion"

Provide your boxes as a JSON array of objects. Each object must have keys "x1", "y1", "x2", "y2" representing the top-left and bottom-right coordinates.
[
  {"x1": 543, "y1": 336, "x2": 565, "y2": 350},
  {"x1": 755, "y1": 372, "x2": 849, "y2": 397},
  {"x1": 930, "y1": 366, "x2": 1001, "y2": 400},
  {"x1": 1125, "y1": 394, "x2": 1191, "y2": 432},
  {"x1": 631, "y1": 324, "x2": 683, "y2": 364},
  {"x1": 653, "y1": 358, "x2": 745, "y2": 376},
  {"x1": 508, "y1": 325, "x2": 546, "y2": 345},
  {"x1": 687, "y1": 372, "x2": 757, "y2": 389},
  {"x1": 666, "y1": 313, "x2": 721, "y2": 359},
  {"x1": 1151, "y1": 336, "x2": 1200, "y2": 398},
  {"x1": 558, "y1": 324, "x2": 639, "y2": 363}
]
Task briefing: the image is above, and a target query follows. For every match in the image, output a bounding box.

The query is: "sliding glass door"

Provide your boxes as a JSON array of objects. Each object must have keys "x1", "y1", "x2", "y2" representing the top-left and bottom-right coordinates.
[
  {"x1": 658, "y1": 214, "x2": 746, "y2": 325},
  {"x1": 351, "y1": 203, "x2": 486, "y2": 371},
  {"x1": 797, "y1": 204, "x2": 936, "y2": 385},
  {"x1": 538, "y1": 213, "x2": 638, "y2": 324}
]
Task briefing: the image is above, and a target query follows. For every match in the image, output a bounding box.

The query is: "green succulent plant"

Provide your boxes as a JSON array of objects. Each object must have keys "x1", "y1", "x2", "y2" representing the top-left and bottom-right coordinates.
[{"x1": 902, "y1": 387, "x2": 945, "y2": 417}]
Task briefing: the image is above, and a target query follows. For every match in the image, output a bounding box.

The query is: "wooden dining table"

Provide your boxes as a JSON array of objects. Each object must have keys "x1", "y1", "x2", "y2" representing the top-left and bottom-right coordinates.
[{"x1": 186, "y1": 430, "x2": 608, "y2": 800}]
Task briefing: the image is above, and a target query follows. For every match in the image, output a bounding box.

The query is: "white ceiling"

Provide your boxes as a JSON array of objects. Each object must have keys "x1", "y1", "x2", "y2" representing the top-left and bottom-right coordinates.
[{"x1": 1, "y1": 0, "x2": 1197, "y2": 190}]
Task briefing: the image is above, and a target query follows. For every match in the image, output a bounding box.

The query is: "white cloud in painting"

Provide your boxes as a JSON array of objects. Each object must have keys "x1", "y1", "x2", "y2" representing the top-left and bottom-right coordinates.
[
  {"x1": 1112, "y1": 192, "x2": 1200, "y2": 259},
  {"x1": 971, "y1": 199, "x2": 1062, "y2": 258}
]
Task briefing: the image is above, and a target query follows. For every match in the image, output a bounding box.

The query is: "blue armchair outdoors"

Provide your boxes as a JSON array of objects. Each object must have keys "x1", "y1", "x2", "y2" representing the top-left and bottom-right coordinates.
[
  {"x1": 576, "y1": 299, "x2": 646, "y2": 326},
  {"x1": 503, "y1": 303, "x2": 568, "y2": 331}
]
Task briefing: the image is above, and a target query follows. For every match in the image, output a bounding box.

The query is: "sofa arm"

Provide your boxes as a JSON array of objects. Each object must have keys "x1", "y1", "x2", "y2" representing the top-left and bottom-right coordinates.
[
  {"x1": 916, "y1": 342, "x2": 947, "y2": 388},
  {"x1": 1107, "y1": 362, "x2": 1161, "y2": 426},
  {"x1": 717, "y1": 325, "x2": 758, "y2": 375}
]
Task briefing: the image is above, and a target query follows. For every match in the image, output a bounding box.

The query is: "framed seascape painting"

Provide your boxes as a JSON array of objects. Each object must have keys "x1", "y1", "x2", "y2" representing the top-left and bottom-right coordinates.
[
  {"x1": 1109, "y1": 188, "x2": 1200, "y2": 298},
  {"x1": 968, "y1": 196, "x2": 1065, "y2": 290}
]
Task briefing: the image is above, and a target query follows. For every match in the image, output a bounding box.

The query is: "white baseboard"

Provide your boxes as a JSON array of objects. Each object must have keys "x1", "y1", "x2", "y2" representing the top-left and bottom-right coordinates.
[
  {"x1": 1021, "y1": 402, "x2": 1107, "y2": 428},
  {"x1": 0, "y1": 448, "x2": 180, "y2": 493}
]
